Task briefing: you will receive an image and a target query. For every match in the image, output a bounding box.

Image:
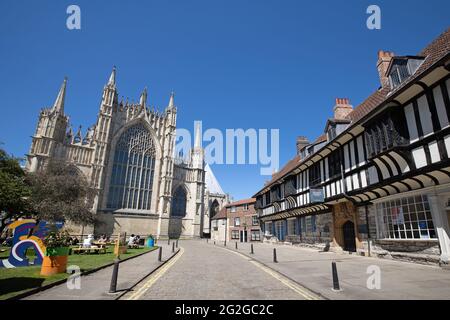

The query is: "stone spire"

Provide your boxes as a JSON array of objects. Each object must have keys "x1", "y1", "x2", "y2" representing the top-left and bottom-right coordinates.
[
  {"x1": 168, "y1": 91, "x2": 175, "y2": 109},
  {"x1": 74, "y1": 125, "x2": 82, "y2": 143},
  {"x1": 139, "y1": 87, "x2": 147, "y2": 107},
  {"x1": 52, "y1": 77, "x2": 67, "y2": 114},
  {"x1": 194, "y1": 121, "x2": 202, "y2": 149},
  {"x1": 108, "y1": 66, "x2": 116, "y2": 86}
]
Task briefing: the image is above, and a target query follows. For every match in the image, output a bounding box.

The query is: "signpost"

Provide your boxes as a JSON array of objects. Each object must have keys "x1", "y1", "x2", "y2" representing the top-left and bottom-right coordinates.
[{"x1": 310, "y1": 188, "x2": 325, "y2": 203}]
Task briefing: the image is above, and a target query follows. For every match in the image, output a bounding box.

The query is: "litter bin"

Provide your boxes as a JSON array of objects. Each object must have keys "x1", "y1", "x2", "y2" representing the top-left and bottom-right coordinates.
[{"x1": 146, "y1": 238, "x2": 155, "y2": 247}]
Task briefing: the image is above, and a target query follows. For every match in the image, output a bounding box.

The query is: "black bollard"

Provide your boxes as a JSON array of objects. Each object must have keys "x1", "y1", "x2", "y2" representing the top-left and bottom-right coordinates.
[
  {"x1": 207, "y1": 238, "x2": 209, "y2": 243},
  {"x1": 251, "y1": 243, "x2": 254, "y2": 254},
  {"x1": 235, "y1": 242, "x2": 238, "y2": 250},
  {"x1": 214, "y1": 240, "x2": 216, "y2": 245},
  {"x1": 224, "y1": 240, "x2": 227, "y2": 247},
  {"x1": 332, "y1": 262, "x2": 340, "y2": 291},
  {"x1": 172, "y1": 242, "x2": 175, "y2": 253},
  {"x1": 176, "y1": 239, "x2": 179, "y2": 248},
  {"x1": 109, "y1": 258, "x2": 120, "y2": 293},
  {"x1": 273, "y1": 248, "x2": 278, "y2": 263},
  {"x1": 158, "y1": 246, "x2": 162, "y2": 262},
  {"x1": 167, "y1": 238, "x2": 170, "y2": 245}
]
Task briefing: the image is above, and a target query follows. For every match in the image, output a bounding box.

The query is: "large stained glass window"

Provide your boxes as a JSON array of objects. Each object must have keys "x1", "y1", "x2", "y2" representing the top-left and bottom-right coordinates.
[{"x1": 107, "y1": 124, "x2": 155, "y2": 211}]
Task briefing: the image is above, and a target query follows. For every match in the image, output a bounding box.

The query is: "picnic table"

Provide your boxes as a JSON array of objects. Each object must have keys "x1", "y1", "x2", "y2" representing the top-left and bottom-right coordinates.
[{"x1": 72, "y1": 244, "x2": 108, "y2": 255}]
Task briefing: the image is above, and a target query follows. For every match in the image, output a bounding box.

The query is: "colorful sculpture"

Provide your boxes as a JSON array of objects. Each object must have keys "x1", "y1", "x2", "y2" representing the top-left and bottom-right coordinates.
[{"x1": 0, "y1": 219, "x2": 63, "y2": 268}]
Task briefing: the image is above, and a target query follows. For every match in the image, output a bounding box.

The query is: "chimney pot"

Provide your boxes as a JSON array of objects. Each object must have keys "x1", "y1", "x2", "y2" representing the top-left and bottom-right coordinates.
[{"x1": 334, "y1": 98, "x2": 353, "y2": 120}]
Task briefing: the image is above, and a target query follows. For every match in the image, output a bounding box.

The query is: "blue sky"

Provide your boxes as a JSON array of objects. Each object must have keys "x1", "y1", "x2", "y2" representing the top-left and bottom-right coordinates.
[{"x1": 0, "y1": 0, "x2": 449, "y2": 200}]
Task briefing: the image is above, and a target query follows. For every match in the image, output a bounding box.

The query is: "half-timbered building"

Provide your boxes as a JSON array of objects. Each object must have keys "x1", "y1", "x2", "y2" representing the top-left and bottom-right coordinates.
[{"x1": 254, "y1": 28, "x2": 450, "y2": 265}]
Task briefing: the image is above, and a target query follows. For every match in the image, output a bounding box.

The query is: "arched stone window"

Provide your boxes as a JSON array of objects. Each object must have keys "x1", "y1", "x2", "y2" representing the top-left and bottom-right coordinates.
[
  {"x1": 171, "y1": 186, "x2": 187, "y2": 217},
  {"x1": 107, "y1": 123, "x2": 156, "y2": 210}
]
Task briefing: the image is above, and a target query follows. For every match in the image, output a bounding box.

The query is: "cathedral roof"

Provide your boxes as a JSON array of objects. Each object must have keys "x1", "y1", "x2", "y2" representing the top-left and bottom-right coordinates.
[{"x1": 205, "y1": 163, "x2": 225, "y2": 195}]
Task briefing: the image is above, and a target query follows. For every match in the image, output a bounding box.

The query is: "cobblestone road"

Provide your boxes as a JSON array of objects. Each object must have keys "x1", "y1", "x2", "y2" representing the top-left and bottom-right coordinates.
[{"x1": 126, "y1": 240, "x2": 313, "y2": 300}]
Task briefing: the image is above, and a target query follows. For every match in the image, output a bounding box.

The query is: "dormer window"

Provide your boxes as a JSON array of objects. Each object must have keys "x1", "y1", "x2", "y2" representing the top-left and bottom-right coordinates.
[
  {"x1": 328, "y1": 125, "x2": 337, "y2": 141},
  {"x1": 388, "y1": 57, "x2": 425, "y2": 89}
]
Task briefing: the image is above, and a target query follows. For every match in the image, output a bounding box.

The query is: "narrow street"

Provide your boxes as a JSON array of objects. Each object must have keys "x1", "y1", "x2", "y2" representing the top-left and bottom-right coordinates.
[{"x1": 122, "y1": 240, "x2": 319, "y2": 300}]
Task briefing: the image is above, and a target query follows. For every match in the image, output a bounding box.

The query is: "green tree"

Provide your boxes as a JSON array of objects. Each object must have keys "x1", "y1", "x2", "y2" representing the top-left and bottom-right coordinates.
[
  {"x1": 0, "y1": 147, "x2": 30, "y2": 234},
  {"x1": 26, "y1": 160, "x2": 96, "y2": 226}
]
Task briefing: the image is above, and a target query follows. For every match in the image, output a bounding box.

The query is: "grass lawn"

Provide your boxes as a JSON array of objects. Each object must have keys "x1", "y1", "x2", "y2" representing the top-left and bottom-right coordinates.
[{"x1": 0, "y1": 245, "x2": 156, "y2": 300}]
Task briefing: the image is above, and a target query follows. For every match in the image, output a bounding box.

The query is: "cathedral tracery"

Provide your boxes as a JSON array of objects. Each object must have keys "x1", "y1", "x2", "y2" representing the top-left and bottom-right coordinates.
[{"x1": 107, "y1": 123, "x2": 156, "y2": 210}]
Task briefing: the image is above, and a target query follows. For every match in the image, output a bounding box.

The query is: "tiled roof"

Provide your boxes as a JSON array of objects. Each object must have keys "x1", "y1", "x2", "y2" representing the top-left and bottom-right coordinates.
[
  {"x1": 313, "y1": 134, "x2": 327, "y2": 144},
  {"x1": 255, "y1": 27, "x2": 450, "y2": 195},
  {"x1": 346, "y1": 27, "x2": 450, "y2": 123},
  {"x1": 226, "y1": 198, "x2": 256, "y2": 207},
  {"x1": 211, "y1": 206, "x2": 227, "y2": 220},
  {"x1": 265, "y1": 154, "x2": 301, "y2": 187}
]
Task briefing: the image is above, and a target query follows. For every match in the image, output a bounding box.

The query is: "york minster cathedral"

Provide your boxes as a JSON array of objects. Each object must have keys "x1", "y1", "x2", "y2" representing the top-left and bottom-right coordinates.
[{"x1": 25, "y1": 67, "x2": 229, "y2": 238}]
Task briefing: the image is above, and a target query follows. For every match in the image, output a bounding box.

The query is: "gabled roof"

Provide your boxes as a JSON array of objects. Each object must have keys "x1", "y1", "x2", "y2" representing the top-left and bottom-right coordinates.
[
  {"x1": 205, "y1": 163, "x2": 225, "y2": 195},
  {"x1": 211, "y1": 207, "x2": 227, "y2": 220}
]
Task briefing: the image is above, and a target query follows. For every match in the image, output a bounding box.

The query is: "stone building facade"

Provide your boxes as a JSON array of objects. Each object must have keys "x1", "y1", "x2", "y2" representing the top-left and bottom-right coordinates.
[
  {"x1": 255, "y1": 28, "x2": 450, "y2": 265},
  {"x1": 25, "y1": 67, "x2": 228, "y2": 239}
]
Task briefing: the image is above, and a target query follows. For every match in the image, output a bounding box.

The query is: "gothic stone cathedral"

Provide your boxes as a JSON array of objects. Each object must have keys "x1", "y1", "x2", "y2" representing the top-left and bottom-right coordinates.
[{"x1": 25, "y1": 67, "x2": 229, "y2": 238}]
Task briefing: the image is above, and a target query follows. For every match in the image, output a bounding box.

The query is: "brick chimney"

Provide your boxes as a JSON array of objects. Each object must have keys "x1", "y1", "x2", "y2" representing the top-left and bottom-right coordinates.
[
  {"x1": 377, "y1": 50, "x2": 395, "y2": 88},
  {"x1": 296, "y1": 136, "x2": 309, "y2": 156},
  {"x1": 333, "y1": 98, "x2": 353, "y2": 120}
]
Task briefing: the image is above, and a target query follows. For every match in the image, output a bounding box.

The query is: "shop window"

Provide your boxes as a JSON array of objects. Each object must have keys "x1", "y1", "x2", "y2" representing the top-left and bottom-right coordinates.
[
  {"x1": 234, "y1": 217, "x2": 240, "y2": 226},
  {"x1": 231, "y1": 230, "x2": 239, "y2": 239},
  {"x1": 252, "y1": 215, "x2": 259, "y2": 226},
  {"x1": 376, "y1": 195, "x2": 436, "y2": 240}
]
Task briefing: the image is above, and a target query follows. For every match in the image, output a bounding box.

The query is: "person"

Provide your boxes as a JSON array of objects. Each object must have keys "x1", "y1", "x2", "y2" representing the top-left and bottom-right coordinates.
[
  {"x1": 98, "y1": 234, "x2": 107, "y2": 243},
  {"x1": 68, "y1": 236, "x2": 79, "y2": 246},
  {"x1": 134, "y1": 235, "x2": 141, "y2": 245},
  {"x1": 127, "y1": 234, "x2": 136, "y2": 247},
  {"x1": 83, "y1": 234, "x2": 94, "y2": 248}
]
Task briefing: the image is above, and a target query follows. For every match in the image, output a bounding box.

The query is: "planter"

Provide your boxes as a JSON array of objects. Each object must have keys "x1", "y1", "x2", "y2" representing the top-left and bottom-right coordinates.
[
  {"x1": 146, "y1": 238, "x2": 155, "y2": 247},
  {"x1": 40, "y1": 247, "x2": 70, "y2": 276}
]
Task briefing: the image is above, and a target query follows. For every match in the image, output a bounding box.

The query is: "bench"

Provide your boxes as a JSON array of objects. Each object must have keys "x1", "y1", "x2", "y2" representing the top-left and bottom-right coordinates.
[{"x1": 72, "y1": 246, "x2": 107, "y2": 255}]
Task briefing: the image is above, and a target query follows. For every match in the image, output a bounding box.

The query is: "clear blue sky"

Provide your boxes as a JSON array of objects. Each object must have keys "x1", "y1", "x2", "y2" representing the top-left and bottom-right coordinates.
[{"x1": 0, "y1": 0, "x2": 449, "y2": 200}]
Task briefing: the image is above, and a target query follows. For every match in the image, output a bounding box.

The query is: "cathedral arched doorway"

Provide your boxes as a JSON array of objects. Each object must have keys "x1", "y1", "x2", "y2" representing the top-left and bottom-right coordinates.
[
  {"x1": 106, "y1": 123, "x2": 156, "y2": 211},
  {"x1": 169, "y1": 186, "x2": 187, "y2": 238},
  {"x1": 171, "y1": 186, "x2": 187, "y2": 218},
  {"x1": 342, "y1": 220, "x2": 356, "y2": 252}
]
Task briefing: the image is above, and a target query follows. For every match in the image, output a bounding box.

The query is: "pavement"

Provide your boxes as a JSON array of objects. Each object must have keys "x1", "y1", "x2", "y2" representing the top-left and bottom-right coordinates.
[
  {"x1": 24, "y1": 242, "x2": 176, "y2": 300},
  {"x1": 24, "y1": 239, "x2": 450, "y2": 300},
  {"x1": 216, "y1": 240, "x2": 450, "y2": 300},
  {"x1": 122, "y1": 240, "x2": 315, "y2": 300}
]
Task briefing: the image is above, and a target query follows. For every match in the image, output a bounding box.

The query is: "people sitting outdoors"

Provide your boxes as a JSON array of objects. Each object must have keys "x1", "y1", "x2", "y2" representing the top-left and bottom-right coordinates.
[
  {"x1": 98, "y1": 234, "x2": 108, "y2": 243},
  {"x1": 127, "y1": 234, "x2": 140, "y2": 248},
  {"x1": 68, "y1": 236, "x2": 79, "y2": 246},
  {"x1": 83, "y1": 234, "x2": 94, "y2": 248}
]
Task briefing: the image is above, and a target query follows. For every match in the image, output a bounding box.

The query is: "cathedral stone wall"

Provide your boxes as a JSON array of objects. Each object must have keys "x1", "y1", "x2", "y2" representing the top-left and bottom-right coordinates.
[{"x1": 25, "y1": 68, "x2": 229, "y2": 239}]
